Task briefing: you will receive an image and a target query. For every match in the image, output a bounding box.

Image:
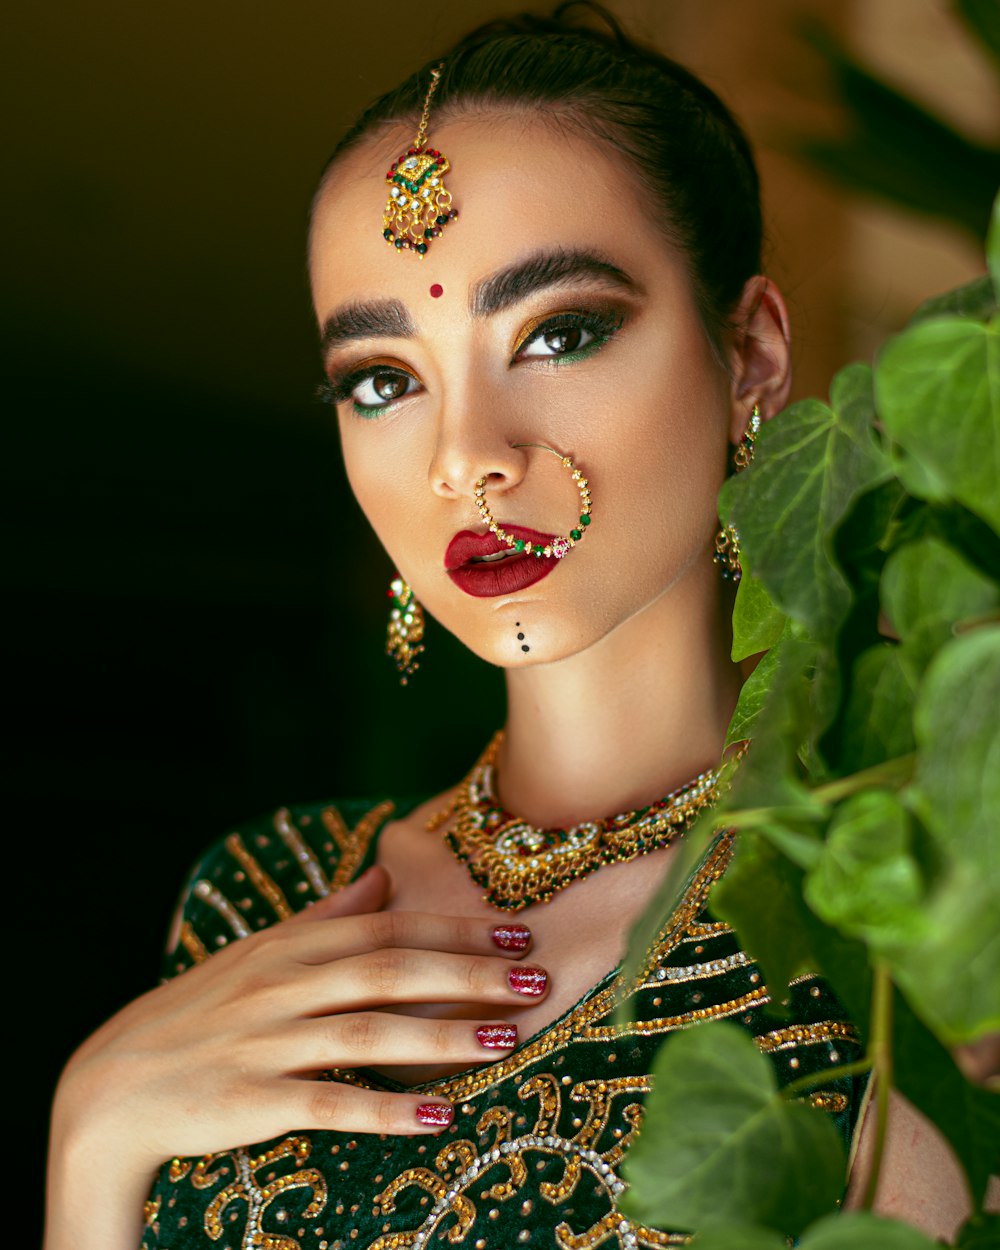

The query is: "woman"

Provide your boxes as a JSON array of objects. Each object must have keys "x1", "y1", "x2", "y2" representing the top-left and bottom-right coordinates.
[{"x1": 45, "y1": 8, "x2": 971, "y2": 1248}]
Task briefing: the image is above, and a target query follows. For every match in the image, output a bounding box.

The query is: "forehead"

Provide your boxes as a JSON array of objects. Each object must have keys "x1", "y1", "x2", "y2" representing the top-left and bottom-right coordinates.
[{"x1": 309, "y1": 113, "x2": 683, "y2": 319}]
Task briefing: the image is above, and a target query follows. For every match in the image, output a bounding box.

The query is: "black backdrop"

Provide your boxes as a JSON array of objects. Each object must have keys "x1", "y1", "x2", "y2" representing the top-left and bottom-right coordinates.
[{"x1": 10, "y1": 1, "x2": 512, "y2": 1231}]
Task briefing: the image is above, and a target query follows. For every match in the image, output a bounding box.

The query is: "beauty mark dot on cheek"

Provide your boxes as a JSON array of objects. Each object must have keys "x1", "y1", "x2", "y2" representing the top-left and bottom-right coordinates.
[{"x1": 430, "y1": 283, "x2": 443, "y2": 298}]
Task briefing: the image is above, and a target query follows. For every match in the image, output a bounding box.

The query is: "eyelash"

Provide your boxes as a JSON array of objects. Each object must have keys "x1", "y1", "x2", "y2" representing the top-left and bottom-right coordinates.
[{"x1": 316, "y1": 307, "x2": 626, "y2": 419}]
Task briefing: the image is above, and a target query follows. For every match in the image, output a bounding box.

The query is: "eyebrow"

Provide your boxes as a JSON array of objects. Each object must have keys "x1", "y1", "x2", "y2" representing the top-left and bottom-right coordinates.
[
  {"x1": 320, "y1": 300, "x2": 415, "y2": 354},
  {"x1": 319, "y1": 247, "x2": 640, "y2": 356},
  {"x1": 470, "y1": 247, "x2": 641, "y2": 317}
]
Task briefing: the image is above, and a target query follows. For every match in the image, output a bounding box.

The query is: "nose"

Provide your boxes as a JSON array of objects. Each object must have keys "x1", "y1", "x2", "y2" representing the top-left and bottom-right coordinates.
[{"x1": 428, "y1": 402, "x2": 527, "y2": 504}]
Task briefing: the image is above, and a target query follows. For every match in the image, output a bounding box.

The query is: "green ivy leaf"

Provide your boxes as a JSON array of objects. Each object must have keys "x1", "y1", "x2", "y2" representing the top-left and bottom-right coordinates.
[
  {"x1": 838, "y1": 644, "x2": 917, "y2": 773},
  {"x1": 711, "y1": 833, "x2": 820, "y2": 997},
  {"x1": 722, "y1": 363, "x2": 891, "y2": 642},
  {"x1": 909, "y1": 274, "x2": 996, "y2": 326},
  {"x1": 620, "y1": 1022, "x2": 845, "y2": 1236},
  {"x1": 726, "y1": 643, "x2": 782, "y2": 750},
  {"x1": 732, "y1": 572, "x2": 787, "y2": 661},
  {"x1": 887, "y1": 627, "x2": 1000, "y2": 1041},
  {"x1": 908, "y1": 625, "x2": 1000, "y2": 867},
  {"x1": 726, "y1": 631, "x2": 829, "y2": 816},
  {"x1": 754, "y1": 819, "x2": 824, "y2": 871},
  {"x1": 800, "y1": 1211, "x2": 940, "y2": 1249},
  {"x1": 875, "y1": 315, "x2": 1000, "y2": 531},
  {"x1": 881, "y1": 535, "x2": 999, "y2": 674},
  {"x1": 685, "y1": 1226, "x2": 787, "y2": 1250},
  {"x1": 892, "y1": 861, "x2": 1000, "y2": 1043},
  {"x1": 804, "y1": 790, "x2": 927, "y2": 951}
]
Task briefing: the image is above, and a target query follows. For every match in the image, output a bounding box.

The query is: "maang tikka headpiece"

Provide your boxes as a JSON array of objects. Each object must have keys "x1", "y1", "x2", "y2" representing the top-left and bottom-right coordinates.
[{"x1": 382, "y1": 63, "x2": 458, "y2": 257}]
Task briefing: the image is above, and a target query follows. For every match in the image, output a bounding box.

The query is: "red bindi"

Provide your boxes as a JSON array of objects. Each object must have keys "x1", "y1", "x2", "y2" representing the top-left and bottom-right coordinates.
[{"x1": 429, "y1": 283, "x2": 444, "y2": 298}]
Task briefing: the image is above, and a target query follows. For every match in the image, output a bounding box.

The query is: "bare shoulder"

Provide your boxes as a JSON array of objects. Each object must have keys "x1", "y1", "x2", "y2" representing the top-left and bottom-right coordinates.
[{"x1": 845, "y1": 1085, "x2": 999, "y2": 1243}]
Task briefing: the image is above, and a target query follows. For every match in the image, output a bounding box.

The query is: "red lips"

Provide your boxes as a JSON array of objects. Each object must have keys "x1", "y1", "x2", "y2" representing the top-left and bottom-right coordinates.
[{"x1": 445, "y1": 526, "x2": 560, "y2": 599}]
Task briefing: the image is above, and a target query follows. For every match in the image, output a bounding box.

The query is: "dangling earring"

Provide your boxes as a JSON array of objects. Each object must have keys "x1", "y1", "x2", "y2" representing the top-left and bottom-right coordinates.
[
  {"x1": 714, "y1": 403, "x2": 761, "y2": 583},
  {"x1": 386, "y1": 576, "x2": 425, "y2": 684}
]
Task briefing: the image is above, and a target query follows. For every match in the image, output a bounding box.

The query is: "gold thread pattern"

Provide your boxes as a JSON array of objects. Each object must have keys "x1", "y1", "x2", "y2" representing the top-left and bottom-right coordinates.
[
  {"x1": 323, "y1": 800, "x2": 396, "y2": 893},
  {"x1": 274, "y1": 807, "x2": 331, "y2": 898},
  {"x1": 192, "y1": 879, "x2": 251, "y2": 938},
  {"x1": 756, "y1": 1022, "x2": 860, "y2": 1054},
  {"x1": 146, "y1": 806, "x2": 865, "y2": 1250},
  {"x1": 202, "y1": 1138, "x2": 327, "y2": 1249},
  {"x1": 179, "y1": 920, "x2": 209, "y2": 965},
  {"x1": 225, "y1": 833, "x2": 293, "y2": 921}
]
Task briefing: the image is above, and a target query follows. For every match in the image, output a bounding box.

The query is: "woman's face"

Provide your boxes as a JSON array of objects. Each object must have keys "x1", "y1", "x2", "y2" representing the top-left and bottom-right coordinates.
[{"x1": 310, "y1": 114, "x2": 737, "y2": 668}]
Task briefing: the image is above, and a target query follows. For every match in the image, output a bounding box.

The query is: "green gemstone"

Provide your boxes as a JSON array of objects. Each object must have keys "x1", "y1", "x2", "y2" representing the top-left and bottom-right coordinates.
[
  {"x1": 570, "y1": 529, "x2": 581, "y2": 542},
  {"x1": 515, "y1": 539, "x2": 525, "y2": 552},
  {"x1": 580, "y1": 514, "x2": 591, "y2": 526}
]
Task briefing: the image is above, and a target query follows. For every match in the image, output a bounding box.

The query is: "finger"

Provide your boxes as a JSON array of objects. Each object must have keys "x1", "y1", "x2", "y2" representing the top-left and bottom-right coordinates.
[
  {"x1": 292, "y1": 1013, "x2": 519, "y2": 1070},
  {"x1": 300, "y1": 949, "x2": 550, "y2": 1012},
  {"x1": 282, "y1": 1077, "x2": 456, "y2": 1136},
  {"x1": 291, "y1": 910, "x2": 533, "y2": 965}
]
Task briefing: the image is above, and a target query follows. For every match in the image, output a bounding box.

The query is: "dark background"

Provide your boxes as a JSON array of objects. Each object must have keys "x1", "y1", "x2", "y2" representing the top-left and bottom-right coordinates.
[{"x1": 11, "y1": 0, "x2": 989, "y2": 1235}]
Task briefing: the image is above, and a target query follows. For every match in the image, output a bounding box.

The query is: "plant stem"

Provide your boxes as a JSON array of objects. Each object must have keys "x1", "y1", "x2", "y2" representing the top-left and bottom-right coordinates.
[
  {"x1": 716, "y1": 755, "x2": 917, "y2": 834},
  {"x1": 862, "y1": 961, "x2": 894, "y2": 1211},
  {"x1": 813, "y1": 755, "x2": 916, "y2": 805},
  {"x1": 780, "y1": 1058, "x2": 873, "y2": 1101}
]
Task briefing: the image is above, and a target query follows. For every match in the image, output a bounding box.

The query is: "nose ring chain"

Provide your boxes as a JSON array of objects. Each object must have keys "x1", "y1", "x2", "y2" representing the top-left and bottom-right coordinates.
[{"x1": 474, "y1": 444, "x2": 593, "y2": 559}]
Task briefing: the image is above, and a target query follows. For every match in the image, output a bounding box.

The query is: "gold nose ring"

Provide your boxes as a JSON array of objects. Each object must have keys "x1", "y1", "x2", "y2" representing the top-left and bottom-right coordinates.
[{"x1": 474, "y1": 444, "x2": 593, "y2": 559}]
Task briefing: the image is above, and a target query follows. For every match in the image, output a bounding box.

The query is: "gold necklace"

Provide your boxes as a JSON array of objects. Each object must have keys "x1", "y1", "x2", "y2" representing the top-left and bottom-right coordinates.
[{"x1": 428, "y1": 732, "x2": 728, "y2": 911}]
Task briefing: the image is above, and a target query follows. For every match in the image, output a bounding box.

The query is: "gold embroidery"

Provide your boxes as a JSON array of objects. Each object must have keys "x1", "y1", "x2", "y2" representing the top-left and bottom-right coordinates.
[
  {"x1": 225, "y1": 833, "x2": 293, "y2": 921},
  {"x1": 371, "y1": 1168, "x2": 476, "y2": 1249},
  {"x1": 807, "y1": 1091, "x2": 849, "y2": 1113},
  {"x1": 275, "y1": 808, "x2": 331, "y2": 897},
  {"x1": 685, "y1": 920, "x2": 732, "y2": 938},
  {"x1": 756, "y1": 1022, "x2": 859, "y2": 1053},
  {"x1": 323, "y1": 800, "x2": 396, "y2": 892},
  {"x1": 202, "y1": 1137, "x2": 326, "y2": 1249},
  {"x1": 156, "y1": 814, "x2": 860, "y2": 1250},
  {"x1": 144, "y1": 1196, "x2": 161, "y2": 1226},
  {"x1": 192, "y1": 1155, "x2": 234, "y2": 1189},
  {"x1": 179, "y1": 921, "x2": 208, "y2": 965},
  {"x1": 646, "y1": 950, "x2": 752, "y2": 986},
  {"x1": 168, "y1": 1157, "x2": 193, "y2": 1183},
  {"x1": 582, "y1": 987, "x2": 771, "y2": 1042},
  {"x1": 192, "y1": 879, "x2": 251, "y2": 938}
]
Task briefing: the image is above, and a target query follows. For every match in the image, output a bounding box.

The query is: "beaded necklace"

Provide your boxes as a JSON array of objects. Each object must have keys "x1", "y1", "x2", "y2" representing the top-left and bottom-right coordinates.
[{"x1": 428, "y1": 733, "x2": 728, "y2": 911}]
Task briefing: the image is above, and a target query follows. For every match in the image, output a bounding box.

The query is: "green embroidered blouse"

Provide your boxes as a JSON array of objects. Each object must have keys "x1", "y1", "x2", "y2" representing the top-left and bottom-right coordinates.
[{"x1": 140, "y1": 796, "x2": 865, "y2": 1250}]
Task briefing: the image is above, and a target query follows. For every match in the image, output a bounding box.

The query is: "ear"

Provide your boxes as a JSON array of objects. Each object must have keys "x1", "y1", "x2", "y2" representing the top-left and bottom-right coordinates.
[{"x1": 725, "y1": 276, "x2": 792, "y2": 444}]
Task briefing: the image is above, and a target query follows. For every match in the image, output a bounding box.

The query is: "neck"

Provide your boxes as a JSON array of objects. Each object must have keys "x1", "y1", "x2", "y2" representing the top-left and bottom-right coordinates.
[{"x1": 497, "y1": 563, "x2": 741, "y2": 827}]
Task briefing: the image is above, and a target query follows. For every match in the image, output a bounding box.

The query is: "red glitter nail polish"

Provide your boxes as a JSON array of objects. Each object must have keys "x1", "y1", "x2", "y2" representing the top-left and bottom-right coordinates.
[
  {"x1": 508, "y1": 966, "x2": 547, "y2": 997},
  {"x1": 492, "y1": 924, "x2": 531, "y2": 952},
  {"x1": 476, "y1": 1023, "x2": 518, "y2": 1049},
  {"x1": 415, "y1": 1103, "x2": 454, "y2": 1128}
]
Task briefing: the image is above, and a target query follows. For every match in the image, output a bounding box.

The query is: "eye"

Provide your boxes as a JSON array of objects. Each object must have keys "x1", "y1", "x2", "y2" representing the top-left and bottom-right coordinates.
[
  {"x1": 511, "y1": 309, "x2": 624, "y2": 364},
  {"x1": 518, "y1": 322, "x2": 595, "y2": 358},
  {"x1": 351, "y1": 368, "x2": 419, "y2": 409},
  {"x1": 316, "y1": 363, "x2": 421, "y2": 417}
]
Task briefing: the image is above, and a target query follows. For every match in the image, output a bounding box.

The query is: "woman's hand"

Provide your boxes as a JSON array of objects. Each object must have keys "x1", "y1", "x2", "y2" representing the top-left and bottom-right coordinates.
[{"x1": 45, "y1": 866, "x2": 543, "y2": 1250}]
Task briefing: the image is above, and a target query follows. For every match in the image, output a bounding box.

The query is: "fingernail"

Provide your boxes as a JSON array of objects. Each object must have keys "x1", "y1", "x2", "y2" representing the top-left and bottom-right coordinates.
[
  {"x1": 476, "y1": 1023, "x2": 518, "y2": 1050},
  {"x1": 415, "y1": 1102, "x2": 453, "y2": 1128},
  {"x1": 492, "y1": 924, "x2": 531, "y2": 952},
  {"x1": 508, "y1": 966, "x2": 547, "y2": 997}
]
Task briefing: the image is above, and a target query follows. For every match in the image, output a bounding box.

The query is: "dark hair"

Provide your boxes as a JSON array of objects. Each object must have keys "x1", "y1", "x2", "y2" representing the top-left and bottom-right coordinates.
[{"x1": 315, "y1": 2, "x2": 762, "y2": 351}]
